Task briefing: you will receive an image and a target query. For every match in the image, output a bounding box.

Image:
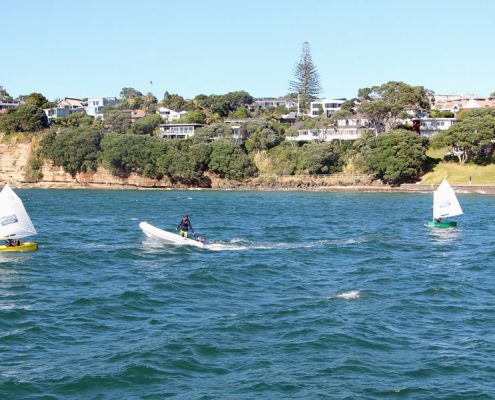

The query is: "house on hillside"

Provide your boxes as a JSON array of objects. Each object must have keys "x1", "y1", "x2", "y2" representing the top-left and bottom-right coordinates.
[
  {"x1": 156, "y1": 107, "x2": 187, "y2": 123},
  {"x1": 309, "y1": 99, "x2": 346, "y2": 117},
  {"x1": 85, "y1": 97, "x2": 118, "y2": 118},
  {"x1": 43, "y1": 97, "x2": 85, "y2": 123},
  {"x1": 435, "y1": 97, "x2": 495, "y2": 115},
  {"x1": 122, "y1": 109, "x2": 146, "y2": 123},
  {"x1": 248, "y1": 97, "x2": 297, "y2": 111},
  {"x1": 159, "y1": 123, "x2": 204, "y2": 139},
  {"x1": 223, "y1": 118, "x2": 263, "y2": 144},
  {"x1": 0, "y1": 99, "x2": 23, "y2": 111},
  {"x1": 287, "y1": 117, "x2": 369, "y2": 142},
  {"x1": 413, "y1": 117, "x2": 457, "y2": 137}
]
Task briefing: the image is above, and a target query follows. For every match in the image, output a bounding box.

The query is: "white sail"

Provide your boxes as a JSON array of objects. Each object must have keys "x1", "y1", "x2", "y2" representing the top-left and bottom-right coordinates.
[
  {"x1": 433, "y1": 179, "x2": 463, "y2": 219},
  {"x1": 0, "y1": 184, "x2": 37, "y2": 240}
]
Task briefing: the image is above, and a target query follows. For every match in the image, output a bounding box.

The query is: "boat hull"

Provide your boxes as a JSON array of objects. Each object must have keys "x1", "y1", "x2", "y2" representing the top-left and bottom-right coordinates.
[
  {"x1": 0, "y1": 242, "x2": 38, "y2": 252},
  {"x1": 425, "y1": 221, "x2": 457, "y2": 228},
  {"x1": 139, "y1": 222, "x2": 205, "y2": 248}
]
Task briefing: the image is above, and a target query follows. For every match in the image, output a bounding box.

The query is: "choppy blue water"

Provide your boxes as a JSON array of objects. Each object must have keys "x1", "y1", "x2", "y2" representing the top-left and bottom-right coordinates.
[{"x1": 1, "y1": 189, "x2": 494, "y2": 399}]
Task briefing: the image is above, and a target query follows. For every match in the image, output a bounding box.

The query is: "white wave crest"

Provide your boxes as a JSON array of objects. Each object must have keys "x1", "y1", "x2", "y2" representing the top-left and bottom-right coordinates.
[{"x1": 336, "y1": 290, "x2": 360, "y2": 300}]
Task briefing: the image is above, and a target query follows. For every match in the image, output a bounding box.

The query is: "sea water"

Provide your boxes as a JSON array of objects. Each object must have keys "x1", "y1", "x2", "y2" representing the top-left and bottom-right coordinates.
[{"x1": 1, "y1": 190, "x2": 494, "y2": 399}]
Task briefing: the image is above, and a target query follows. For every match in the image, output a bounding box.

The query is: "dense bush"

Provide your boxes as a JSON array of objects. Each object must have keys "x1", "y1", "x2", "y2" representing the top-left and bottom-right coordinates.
[
  {"x1": 0, "y1": 105, "x2": 48, "y2": 133},
  {"x1": 355, "y1": 129, "x2": 429, "y2": 184},
  {"x1": 266, "y1": 141, "x2": 345, "y2": 175},
  {"x1": 208, "y1": 138, "x2": 256, "y2": 179},
  {"x1": 40, "y1": 127, "x2": 103, "y2": 176},
  {"x1": 131, "y1": 114, "x2": 162, "y2": 135},
  {"x1": 100, "y1": 133, "x2": 167, "y2": 178}
]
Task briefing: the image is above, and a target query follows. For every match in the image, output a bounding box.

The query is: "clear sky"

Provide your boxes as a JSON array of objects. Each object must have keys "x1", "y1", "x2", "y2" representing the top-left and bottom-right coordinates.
[{"x1": 1, "y1": 0, "x2": 494, "y2": 101}]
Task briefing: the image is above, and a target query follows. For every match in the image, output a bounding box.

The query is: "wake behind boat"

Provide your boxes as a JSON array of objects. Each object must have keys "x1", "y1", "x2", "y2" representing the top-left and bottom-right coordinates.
[
  {"x1": 139, "y1": 222, "x2": 206, "y2": 248},
  {"x1": 0, "y1": 184, "x2": 38, "y2": 252}
]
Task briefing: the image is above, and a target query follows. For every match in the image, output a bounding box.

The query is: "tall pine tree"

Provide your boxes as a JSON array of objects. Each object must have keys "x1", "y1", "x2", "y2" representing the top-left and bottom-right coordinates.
[{"x1": 288, "y1": 42, "x2": 322, "y2": 113}]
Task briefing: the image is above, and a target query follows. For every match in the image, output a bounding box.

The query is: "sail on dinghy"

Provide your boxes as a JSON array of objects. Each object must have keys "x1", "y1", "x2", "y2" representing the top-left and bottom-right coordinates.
[
  {"x1": 139, "y1": 222, "x2": 206, "y2": 248},
  {"x1": 426, "y1": 179, "x2": 463, "y2": 228},
  {"x1": 0, "y1": 184, "x2": 38, "y2": 252}
]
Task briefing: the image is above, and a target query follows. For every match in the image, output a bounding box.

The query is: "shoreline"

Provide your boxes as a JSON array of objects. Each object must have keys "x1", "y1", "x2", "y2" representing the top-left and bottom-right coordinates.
[{"x1": 9, "y1": 180, "x2": 495, "y2": 194}]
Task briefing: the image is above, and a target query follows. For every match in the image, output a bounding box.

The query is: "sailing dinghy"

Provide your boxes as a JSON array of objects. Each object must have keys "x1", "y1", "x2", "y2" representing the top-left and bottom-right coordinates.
[
  {"x1": 0, "y1": 184, "x2": 38, "y2": 252},
  {"x1": 426, "y1": 179, "x2": 463, "y2": 228},
  {"x1": 139, "y1": 221, "x2": 206, "y2": 248}
]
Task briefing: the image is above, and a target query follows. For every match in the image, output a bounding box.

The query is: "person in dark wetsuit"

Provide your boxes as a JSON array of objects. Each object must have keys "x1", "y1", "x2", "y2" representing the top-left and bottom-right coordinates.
[{"x1": 176, "y1": 215, "x2": 194, "y2": 238}]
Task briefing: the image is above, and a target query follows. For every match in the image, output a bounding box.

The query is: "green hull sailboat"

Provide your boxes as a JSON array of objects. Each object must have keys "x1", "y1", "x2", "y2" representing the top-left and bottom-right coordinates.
[{"x1": 425, "y1": 179, "x2": 463, "y2": 228}]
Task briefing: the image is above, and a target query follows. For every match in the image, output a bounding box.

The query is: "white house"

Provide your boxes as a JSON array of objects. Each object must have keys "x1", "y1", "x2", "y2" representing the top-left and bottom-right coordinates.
[
  {"x1": 415, "y1": 118, "x2": 457, "y2": 137},
  {"x1": 159, "y1": 123, "x2": 203, "y2": 140},
  {"x1": 43, "y1": 97, "x2": 85, "y2": 123},
  {"x1": 287, "y1": 118, "x2": 369, "y2": 142},
  {"x1": 309, "y1": 99, "x2": 346, "y2": 117},
  {"x1": 0, "y1": 99, "x2": 22, "y2": 110},
  {"x1": 156, "y1": 107, "x2": 187, "y2": 123},
  {"x1": 249, "y1": 97, "x2": 297, "y2": 111},
  {"x1": 85, "y1": 97, "x2": 118, "y2": 118}
]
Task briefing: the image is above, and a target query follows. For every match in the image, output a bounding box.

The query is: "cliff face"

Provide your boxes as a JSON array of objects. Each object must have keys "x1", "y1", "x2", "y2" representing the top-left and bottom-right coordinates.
[
  {"x1": 0, "y1": 135, "x2": 178, "y2": 189},
  {"x1": 0, "y1": 136, "x2": 33, "y2": 184},
  {"x1": 0, "y1": 134, "x2": 378, "y2": 191}
]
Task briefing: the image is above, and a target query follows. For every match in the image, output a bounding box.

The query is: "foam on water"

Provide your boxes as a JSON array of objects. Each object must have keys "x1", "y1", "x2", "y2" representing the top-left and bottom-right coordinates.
[{"x1": 335, "y1": 290, "x2": 361, "y2": 300}]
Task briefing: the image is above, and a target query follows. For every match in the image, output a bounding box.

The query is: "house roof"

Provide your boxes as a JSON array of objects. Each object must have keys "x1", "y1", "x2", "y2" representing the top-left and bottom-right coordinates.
[{"x1": 58, "y1": 97, "x2": 84, "y2": 108}]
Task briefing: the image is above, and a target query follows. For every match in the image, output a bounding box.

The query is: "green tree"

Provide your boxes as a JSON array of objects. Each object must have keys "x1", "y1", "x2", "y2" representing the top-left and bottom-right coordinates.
[
  {"x1": 357, "y1": 81, "x2": 431, "y2": 133},
  {"x1": 297, "y1": 142, "x2": 343, "y2": 174},
  {"x1": 356, "y1": 129, "x2": 429, "y2": 184},
  {"x1": 245, "y1": 128, "x2": 282, "y2": 152},
  {"x1": 104, "y1": 109, "x2": 132, "y2": 134},
  {"x1": 143, "y1": 92, "x2": 158, "y2": 113},
  {"x1": 431, "y1": 109, "x2": 495, "y2": 163},
  {"x1": 288, "y1": 41, "x2": 322, "y2": 112},
  {"x1": 430, "y1": 109, "x2": 455, "y2": 118},
  {"x1": 24, "y1": 92, "x2": 50, "y2": 108},
  {"x1": 40, "y1": 126, "x2": 103, "y2": 176},
  {"x1": 231, "y1": 106, "x2": 249, "y2": 118},
  {"x1": 120, "y1": 87, "x2": 143, "y2": 99},
  {"x1": 100, "y1": 133, "x2": 167, "y2": 178},
  {"x1": 162, "y1": 92, "x2": 189, "y2": 110},
  {"x1": 0, "y1": 105, "x2": 49, "y2": 133},
  {"x1": 54, "y1": 112, "x2": 95, "y2": 127},
  {"x1": 180, "y1": 110, "x2": 207, "y2": 124},
  {"x1": 208, "y1": 138, "x2": 256, "y2": 179},
  {"x1": 131, "y1": 114, "x2": 162, "y2": 135},
  {"x1": 0, "y1": 85, "x2": 13, "y2": 100}
]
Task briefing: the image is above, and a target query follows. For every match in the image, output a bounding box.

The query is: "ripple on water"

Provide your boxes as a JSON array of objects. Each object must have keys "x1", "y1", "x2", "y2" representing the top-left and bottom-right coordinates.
[{"x1": 1, "y1": 190, "x2": 495, "y2": 399}]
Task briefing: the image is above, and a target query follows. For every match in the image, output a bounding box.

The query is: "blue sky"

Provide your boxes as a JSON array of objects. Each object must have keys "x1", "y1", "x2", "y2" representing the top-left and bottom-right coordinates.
[{"x1": 2, "y1": 0, "x2": 494, "y2": 101}]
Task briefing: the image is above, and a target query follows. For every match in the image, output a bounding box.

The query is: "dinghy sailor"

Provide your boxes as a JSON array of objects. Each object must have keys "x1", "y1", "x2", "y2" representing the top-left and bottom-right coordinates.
[{"x1": 176, "y1": 215, "x2": 194, "y2": 238}]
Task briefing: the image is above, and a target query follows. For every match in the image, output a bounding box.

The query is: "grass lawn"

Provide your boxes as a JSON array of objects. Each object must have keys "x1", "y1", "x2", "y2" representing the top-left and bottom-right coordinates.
[{"x1": 421, "y1": 162, "x2": 495, "y2": 185}]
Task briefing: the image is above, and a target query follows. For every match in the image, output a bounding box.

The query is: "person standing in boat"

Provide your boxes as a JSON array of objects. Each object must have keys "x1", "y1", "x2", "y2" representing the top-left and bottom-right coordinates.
[{"x1": 176, "y1": 215, "x2": 194, "y2": 238}]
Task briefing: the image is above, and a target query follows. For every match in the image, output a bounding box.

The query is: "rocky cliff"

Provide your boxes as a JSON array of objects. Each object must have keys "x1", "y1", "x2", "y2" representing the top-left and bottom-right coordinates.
[{"x1": 0, "y1": 134, "x2": 381, "y2": 191}]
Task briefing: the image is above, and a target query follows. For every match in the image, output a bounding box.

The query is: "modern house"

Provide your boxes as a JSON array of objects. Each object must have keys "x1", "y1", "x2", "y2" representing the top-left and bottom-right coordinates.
[
  {"x1": 85, "y1": 97, "x2": 118, "y2": 118},
  {"x1": 156, "y1": 107, "x2": 187, "y2": 123},
  {"x1": 287, "y1": 118, "x2": 369, "y2": 142},
  {"x1": 159, "y1": 123, "x2": 204, "y2": 139},
  {"x1": 0, "y1": 99, "x2": 22, "y2": 111},
  {"x1": 309, "y1": 99, "x2": 346, "y2": 117},
  {"x1": 249, "y1": 97, "x2": 297, "y2": 111},
  {"x1": 43, "y1": 97, "x2": 85, "y2": 123},
  {"x1": 414, "y1": 118, "x2": 457, "y2": 137}
]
